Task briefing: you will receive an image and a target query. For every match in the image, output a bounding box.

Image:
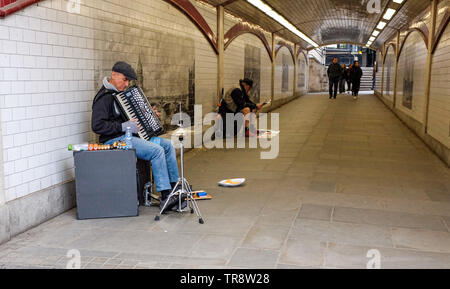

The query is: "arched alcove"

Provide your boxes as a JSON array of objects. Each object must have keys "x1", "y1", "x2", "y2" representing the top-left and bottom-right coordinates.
[
  {"x1": 396, "y1": 31, "x2": 428, "y2": 122},
  {"x1": 383, "y1": 45, "x2": 396, "y2": 102},
  {"x1": 429, "y1": 19, "x2": 450, "y2": 148}
]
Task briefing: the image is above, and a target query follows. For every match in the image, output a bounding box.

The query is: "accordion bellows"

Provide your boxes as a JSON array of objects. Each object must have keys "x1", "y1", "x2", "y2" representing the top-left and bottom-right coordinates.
[{"x1": 114, "y1": 86, "x2": 165, "y2": 140}]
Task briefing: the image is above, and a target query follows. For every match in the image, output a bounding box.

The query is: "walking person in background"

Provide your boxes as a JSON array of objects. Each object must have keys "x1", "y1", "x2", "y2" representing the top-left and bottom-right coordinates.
[
  {"x1": 327, "y1": 57, "x2": 343, "y2": 99},
  {"x1": 350, "y1": 61, "x2": 363, "y2": 100},
  {"x1": 339, "y1": 63, "x2": 347, "y2": 94},
  {"x1": 371, "y1": 61, "x2": 377, "y2": 90},
  {"x1": 346, "y1": 64, "x2": 353, "y2": 94}
]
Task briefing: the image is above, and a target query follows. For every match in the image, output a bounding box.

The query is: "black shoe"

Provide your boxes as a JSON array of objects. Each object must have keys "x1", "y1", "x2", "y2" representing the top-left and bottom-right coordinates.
[
  {"x1": 159, "y1": 197, "x2": 178, "y2": 214},
  {"x1": 172, "y1": 195, "x2": 188, "y2": 211}
]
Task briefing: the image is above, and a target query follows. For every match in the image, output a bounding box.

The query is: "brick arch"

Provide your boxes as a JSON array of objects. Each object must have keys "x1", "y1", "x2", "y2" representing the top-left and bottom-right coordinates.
[
  {"x1": 296, "y1": 49, "x2": 309, "y2": 64},
  {"x1": 398, "y1": 28, "x2": 429, "y2": 58},
  {"x1": 275, "y1": 41, "x2": 295, "y2": 64},
  {"x1": 224, "y1": 22, "x2": 273, "y2": 62},
  {"x1": 432, "y1": 10, "x2": 450, "y2": 54},
  {"x1": 383, "y1": 43, "x2": 397, "y2": 63},
  {"x1": 378, "y1": 48, "x2": 384, "y2": 63},
  {"x1": 0, "y1": 0, "x2": 41, "y2": 17},
  {"x1": 163, "y1": 0, "x2": 218, "y2": 54}
]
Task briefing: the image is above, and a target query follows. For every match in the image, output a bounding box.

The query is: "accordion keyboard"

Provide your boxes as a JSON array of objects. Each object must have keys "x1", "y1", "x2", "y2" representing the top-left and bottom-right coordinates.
[{"x1": 114, "y1": 86, "x2": 164, "y2": 141}]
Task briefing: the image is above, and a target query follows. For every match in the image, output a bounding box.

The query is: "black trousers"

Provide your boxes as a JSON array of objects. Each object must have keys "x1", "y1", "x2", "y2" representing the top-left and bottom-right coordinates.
[
  {"x1": 346, "y1": 80, "x2": 352, "y2": 91},
  {"x1": 219, "y1": 112, "x2": 244, "y2": 137},
  {"x1": 339, "y1": 78, "x2": 346, "y2": 93},
  {"x1": 329, "y1": 77, "x2": 340, "y2": 98},
  {"x1": 352, "y1": 80, "x2": 361, "y2": 96}
]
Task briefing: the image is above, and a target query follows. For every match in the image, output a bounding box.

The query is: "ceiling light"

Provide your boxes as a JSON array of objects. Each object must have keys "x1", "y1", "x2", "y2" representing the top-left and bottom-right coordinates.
[
  {"x1": 246, "y1": 0, "x2": 319, "y2": 47},
  {"x1": 383, "y1": 8, "x2": 397, "y2": 20},
  {"x1": 247, "y1": 0, "x2": 271, "y2": 13},
  {"x1": 377, "y1": 21, "x2": 387, "y2": 30},
  {"x1": 372, "y1": 30, "x2": 380, "y2": 37},
  {"x1": 369, "y1": 36, "x2": 376, "y2": 42},
  {"x1": 393, "y1": 0, "x2": 404, "y2": 4}
]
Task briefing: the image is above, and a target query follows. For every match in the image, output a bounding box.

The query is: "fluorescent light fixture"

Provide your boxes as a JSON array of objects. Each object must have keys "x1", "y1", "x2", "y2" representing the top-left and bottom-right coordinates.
[
  {"x1": 393, "y1": 0, "x2": 404, "y2": 3},
  {"x1": 247, "y1": 0, "x2": 271, "y2": 13},
  {"x1": 372, "y1": 30, "x2": 380, "y2": 37},
  {"x1": 383, "y1": 8, "x2": 397, "y2": 20},
  {"x1": 246, "y1": 0, "x2": 319, "y2": 47},
  {"x1": 377, "y1": 21, "x2": 387, "y2": 30},
  {"x1": 369, "y1": 36, "x2": 376, "y2": 41}
]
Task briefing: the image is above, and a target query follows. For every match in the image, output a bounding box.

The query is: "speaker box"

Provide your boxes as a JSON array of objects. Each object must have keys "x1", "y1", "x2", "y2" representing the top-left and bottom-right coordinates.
[{"x1": 73, "y1": 150, "x2": 139, "y2": 220}]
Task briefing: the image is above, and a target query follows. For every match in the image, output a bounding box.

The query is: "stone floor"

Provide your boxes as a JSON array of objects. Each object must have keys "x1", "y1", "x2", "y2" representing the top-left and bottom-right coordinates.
[{"x1": 1, "y1": 92, "x2": 449, "y2": 269}]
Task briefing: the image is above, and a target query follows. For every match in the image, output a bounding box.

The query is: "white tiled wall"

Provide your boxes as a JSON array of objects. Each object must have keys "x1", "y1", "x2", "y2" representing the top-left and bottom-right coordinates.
[
  {"x1": 0, "y1": 0, "x2": 219, "y2": 202},
  {"x1": 383, "y1": 46, "x2": 396, "y2": 102},
  {"x1": 274, "y1": 46, "x2": 294, "y2": 100},
  {"x1": 297, "y1": 52, "x2": 308, "y2": 94},
  {"x1": 374, "y1": 50, "x2": 382, "y2": 94},
  {"x1": 436, "y1": 0, "x2": 450, "y2": 31},
  {"x1": 429, "y1": 21, "x2": 450, "y2": 148},
  {"x1": 395, "y1": 31, "x2": 428, "y2": 123}
]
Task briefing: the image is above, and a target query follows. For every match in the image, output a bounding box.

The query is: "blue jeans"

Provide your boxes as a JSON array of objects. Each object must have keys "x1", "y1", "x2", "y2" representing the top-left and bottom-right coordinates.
[
  {"x1": 105, "y1": 136, "x2": 179, "y2": 192},
  {"x1": 329, "y1": 77, "x2": 339, "y2": 98}
]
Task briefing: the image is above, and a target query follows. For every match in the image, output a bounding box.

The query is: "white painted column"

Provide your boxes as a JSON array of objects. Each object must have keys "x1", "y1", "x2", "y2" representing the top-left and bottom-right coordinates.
[
  {"x1": 271, "y1": 33, "x2": 276, "y2": 104},
  {"x1": 0, "y1": 111, "x2": 4, "y2": 206},
  {"x1": 423, "y1": 0, "x2": 437, "y2": 134},
  {"x1": 217, "y1": 5, "x2": 224, "y2": 102}
]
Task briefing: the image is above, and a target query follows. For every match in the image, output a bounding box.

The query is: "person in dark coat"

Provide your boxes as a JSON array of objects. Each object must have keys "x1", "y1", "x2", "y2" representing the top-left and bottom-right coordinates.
[
  {"x1": 327, "y1": 58, "x2": 343, "y2": 99},
  {"x1": 346, "y1": 64, "x2": 353, "y2": 93},
  {"x1": 350, "y1": 61, "x2": 363, "y2": 99},
  {"x1": 372, "y1": 61, "x2": 377, "y2": 90},
  {"x1": 339, "y1": 63, "x2": 347, "y2": 94},
  {"x1": 218, "y1": 80, "x2": 262, "y2": 137},
  {"x1": 91, "y1": 61, "x2": 182, "y2": 213},
  {"x1": 240, "y1": 78, "x2": 264, "y2": 136}
]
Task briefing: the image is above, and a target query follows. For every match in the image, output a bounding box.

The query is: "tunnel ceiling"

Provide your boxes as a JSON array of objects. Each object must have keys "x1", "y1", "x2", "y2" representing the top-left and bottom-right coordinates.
[{"x1": 200, "y1": 0, "x2": 431, "y2": 50}]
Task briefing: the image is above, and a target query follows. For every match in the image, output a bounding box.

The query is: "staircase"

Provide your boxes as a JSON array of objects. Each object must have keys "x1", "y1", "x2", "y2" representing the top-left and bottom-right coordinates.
[{"x1": 360, "y1": 67, "x2": 374, "y2": 91}]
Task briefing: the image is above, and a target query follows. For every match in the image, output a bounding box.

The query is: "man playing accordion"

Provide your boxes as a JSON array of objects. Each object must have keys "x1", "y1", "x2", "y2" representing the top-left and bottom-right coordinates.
[{"x1": 91, "y1": 61, "x2": 183, "y2": 213}]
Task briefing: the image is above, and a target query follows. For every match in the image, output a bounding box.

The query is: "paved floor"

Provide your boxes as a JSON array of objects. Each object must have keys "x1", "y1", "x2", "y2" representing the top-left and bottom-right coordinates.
[{"x1": 1, "y1": 92, "x2": 450, "y2": 269}]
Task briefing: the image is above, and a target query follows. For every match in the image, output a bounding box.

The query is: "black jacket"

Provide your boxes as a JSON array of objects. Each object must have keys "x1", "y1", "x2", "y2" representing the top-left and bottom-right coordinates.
[
  {"x1": 345, "y1": 67, "x2": 353, "y2": 80},
  {"x1": 91, "y1": 86, "x2": 126, "y2": 143},
  {"x1": 241, "y1": 84, "x2": 257, "y2": 108},
  {"x1": 219, "y1": 87, "x2": 256, "y2": 115},
  {"x1": 328, "y1": 63, "x2": 343, "y2": 80},
  {"x1": 350, "y1": 66, "x2": 363, "y2": 82}
]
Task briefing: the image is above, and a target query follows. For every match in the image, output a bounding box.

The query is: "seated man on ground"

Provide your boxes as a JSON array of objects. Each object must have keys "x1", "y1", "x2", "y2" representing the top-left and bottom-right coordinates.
[
  {"x1": 91, "y1": 61, "x2": 185, "y2": 213},
  {"x1": 218, "y1": 79, "x2": 263, "y2": 137},
  {"x1": 240, "y1": 78, "x2": 264, "y2": 136}
]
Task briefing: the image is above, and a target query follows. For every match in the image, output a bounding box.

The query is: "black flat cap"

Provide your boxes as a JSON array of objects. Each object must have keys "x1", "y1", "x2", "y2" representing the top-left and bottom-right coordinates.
[
  {"x1": 112, "y1": 61, "x2": 137, "y2": 80},
  {"x1": 240, "y1": 78, "x2": 253, "y2": 88}
]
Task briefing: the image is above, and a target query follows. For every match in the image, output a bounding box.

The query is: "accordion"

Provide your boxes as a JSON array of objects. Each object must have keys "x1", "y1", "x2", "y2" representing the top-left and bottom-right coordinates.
[{"x1": 113, "y1": 86, "x2": 165, "y2": 140}]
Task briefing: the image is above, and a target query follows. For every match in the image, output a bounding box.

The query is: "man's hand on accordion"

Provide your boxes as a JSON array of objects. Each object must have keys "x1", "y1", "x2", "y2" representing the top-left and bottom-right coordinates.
[
  {"x1": 152, "y1": 105, "x2": 161, "y2": 119},
  {"x1": 122, "y1": 119, "x2": 140, "y2": 134}
]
